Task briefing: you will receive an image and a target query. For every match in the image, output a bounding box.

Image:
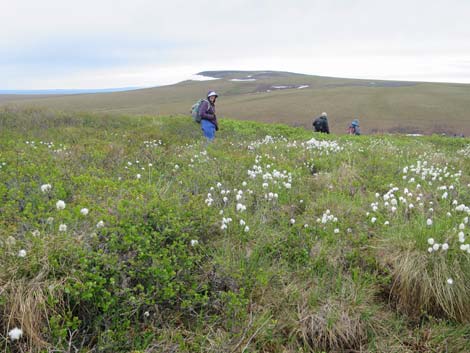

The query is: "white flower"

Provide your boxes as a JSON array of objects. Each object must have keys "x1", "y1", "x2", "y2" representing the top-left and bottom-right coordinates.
[
  {"x1": 409, "y1": 204, "x2": 414, "y2": 209},
  {"x1": 32, "y1": 230, "x2": 40, "y2": 237},
  {"x1": 428, "y1": 247, "x2": 434, "y2": 253},
  {"x1": 223, "y1": 197, "x2": 228, "y2": 203},
  {"x1": 244, "y1": 226, "x2": 250, "y2": 232},
  {"x1": 190, "y1": 239, "x2": 199, "y2": 246},
  {"x1": 80, "y1": 208, "x2": 89, "y2": 216},
  {"x1": 284, "y1": 182, "x2": 291, "y2": 189},
  {"x1": 41, "y1": 184, "x2": 52, "y2": 193},
  {"x1": 56, "y1": 200, "x2": 66, "y2": 210},
  {"x1": 236, "y1": 194, "x2": 242, "y2": 201},
  {"x1": 447, "y1": 278, "x2": 454, "y2": 285},
  {"x1": 290, "y1": 218, "x2": 296, "y2": 225},
  {"x1": 174, "y1": 164, "x2": 179, "y2": 169},
  {"x1": 136, "y1": 174, "x2": 141, "y2": 179},
  {"x1": 442, "y1": 243, "x2": 449, "y2": 251},
  {"x1": 59, "y1": 224, "x2": 67, "y2": 232},
  {"x1": 442, "y1": 192, "x2": 448, "y2": 199},
  {"x1": 384, "y1": 221, "x2": 390, "y2": 226},
  {"x1": 459, "y1": 223, "x2": 465, "y2": 230},
  {"x1": 18, "y1": 249, "x2": 27, "y2": 258},
  {"x1": 219, "y1": 210, "x2": 224, "y2": 215},
  {"x1": 236, "y1": 203, "x2": 246, "y2": 212},
  {"x1": 221, "y1": 224, "x2": 227, "y2": 230},
  {"x1": 242, "y1": 181, "x2": 247, "y2": 187},
  {"x1": 8, "y1": 327, "x2": 23, "y2": 340},
  {"x1": 334, "y1": 228, "x2": 340, "y2": 234},
  {"x1": 240, "y1": 219, "x2": 246, "y2": 226},
  {"x1": 432, "y1": 243, "x2": 440, "y2": 251},
  {"x1": 304, "y1": 224, "x2": 309, "y2": 228},
  {"x1": 426, "y1": 218, "x2": 433, "y2": 226},
  {"x1": 217, "y1": 182, "x2": 222, "y2": 188},
  {"x1": 371, "y1": 217, "x2": 377, "y2": 224},
  {"x1": 447, "y1": 212, "x2": 452, "y2": 217},
  {"x1": 96, "y1": 220, "x2": 105, "y2": 228},
  {"x1": 144, "y1": 311, "x2": 150, "y2": 317},
  {"x1": 391, "y1": 206, "x2": 397, "y2": 213},
  {"x1": 262, "y1": 183, "x2": 268, "y2": 189},
  {"x1": 47, "y1": 217, "x2": 54, "y2": 224},
  {"x1": 427, "y1": 238, "x2": 435, "y2": 245}
]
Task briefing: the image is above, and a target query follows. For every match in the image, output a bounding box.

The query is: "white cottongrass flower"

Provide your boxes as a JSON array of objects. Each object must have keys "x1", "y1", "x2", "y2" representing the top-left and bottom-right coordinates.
[
  {"x1": 262, "y1": 183, "x2": 268, "y2": 189},
  {"x1": 18, "y1": 249, "x2": 27, "y2": 258},
  {"x1": 236, "y1": 203, "x2": 246, "y2": 212},
  {"x1": 136, "y1": 174, "x2": 141, "y2": 179},
  {"x1": 384, "y1": 221, "x2": 390, "y2": 226},
  {"x1": 41, "y1": 184, "x2": 52, "y2": 193},
  {"x1": 428, "y1": 247, "x2": 434, "y2": 253},
  {"x1": 244, "y1": 226, "x2": 250, "y2": 232},
  {"x1": 32, "y1": 230, "x2": 40, "y2": 237},
  {"x1": 334, "y1": 228, "x2": 340, "y2": 234},
  {"x1": 391, "y1": 207, "x2": 397, "y2": 213},
  {"x1": 426, "y1": 218, "x2": 433, "y2": 226},
  {"x1": 221, "y1": 224, "x2": 228, "y2": 230},
  {"x1": 144, "y1": 311, "x2": 150, "y2": 317},
  {"x1": 8, "y1": 327, "x2": 23, "y2": 340},
  {"x1": 432, "y1": 243, "x2": 440, "y2": 251},
  {"x1": 240, "y1": 219, "x2": 246, "y2": 226},
  {"x1": 47, "y1": 217, "x2": 54, "y2": 224},
  {"x1": 427, "y1": 238, "x2": 435, "y2": 245},
  {"x1": 56, "y1": 200, "x2": 66, "y2": 210},
  {"x1": 80, "y1": 208, "x2": 89, "y2": 216},
  {"x1": 290, "y1": 218, "x2": 296, "y2": 225},
  {"x1": 223, "y1": 197, "x2": 228, "y2": 203},
  {"x1": 447, "y1": 278, "x2": 454, "y2": 285},
  {"x1": 190, "y1": 239, "x2": 199, "y2": 246},
  {"x1": 242, "y1": 181, "x2": 247, "y2": 187},
  {"x1": 442, "y1": 243, "x2": 449, "y2": 251},
  {"x1": 459, "y1": 223, "x2": 465, "y2": 230},
  {"x1": 371, "y1": 217, "x2": 377, "y2": 224},
  {"x1": 304, "y1": 224, "x2": 309, "y2": 228},
  {"x1": 96, "y1": 220, "x2": 105, "y2": 228},
  {"x1": 59, "y1": 224, "x2": 67, "y2": 232}
]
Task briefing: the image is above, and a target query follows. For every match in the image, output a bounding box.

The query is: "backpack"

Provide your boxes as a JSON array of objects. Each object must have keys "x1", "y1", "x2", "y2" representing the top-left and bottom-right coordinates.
[
  {"x1": 191, "y1": 99, "x2": 208, "y2": 123},
  {"x1": 313, "y1": 117, "x2": 327, "y2": 132}
]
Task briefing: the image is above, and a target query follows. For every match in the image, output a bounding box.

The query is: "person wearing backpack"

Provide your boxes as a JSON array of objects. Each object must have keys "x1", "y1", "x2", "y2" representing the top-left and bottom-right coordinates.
[
  {"x1": 312, "y1": 112, "x2": 330, "y2": 134},
  {"x1": 198, "y1": 91, "x2": 219, "y2": 142},
  {"x1": 347, "y1": 119, "x2": 361, "y2": 135}
]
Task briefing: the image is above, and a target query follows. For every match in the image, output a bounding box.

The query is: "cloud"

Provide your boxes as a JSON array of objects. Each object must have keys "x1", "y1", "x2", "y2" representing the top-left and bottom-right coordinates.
[{"x1": 1, "y1": 0, "x2": 470, "y2": 88}]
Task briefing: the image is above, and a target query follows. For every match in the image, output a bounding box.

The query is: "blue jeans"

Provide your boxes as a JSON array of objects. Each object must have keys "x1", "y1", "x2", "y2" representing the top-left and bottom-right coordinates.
[{"x1": 201, "y1": 119, "x2": 216, "y2": 141}]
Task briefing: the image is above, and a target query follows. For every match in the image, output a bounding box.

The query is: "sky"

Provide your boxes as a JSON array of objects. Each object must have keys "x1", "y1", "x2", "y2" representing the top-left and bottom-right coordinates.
[{"x1": 2, "y1": 0, "x2": 470, "y2": 89}]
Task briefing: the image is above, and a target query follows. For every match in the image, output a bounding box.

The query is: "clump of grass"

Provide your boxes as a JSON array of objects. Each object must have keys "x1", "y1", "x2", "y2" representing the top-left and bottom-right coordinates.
[{"x1": 384, "y1": 249, "x2": 470, "y2": 323}]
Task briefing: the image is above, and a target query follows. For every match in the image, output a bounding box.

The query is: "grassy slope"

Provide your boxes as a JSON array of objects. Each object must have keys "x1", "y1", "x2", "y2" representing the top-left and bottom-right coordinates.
[
  {"x1": 1, "y1": 71, "x2": 469, "y2": 135},
  {"x1": 1, "y1": 107, "x2": 470, "y2": 352}
]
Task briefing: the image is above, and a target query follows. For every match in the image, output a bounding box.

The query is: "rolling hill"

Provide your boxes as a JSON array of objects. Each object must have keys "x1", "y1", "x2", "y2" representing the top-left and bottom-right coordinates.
[{"x1": 1, "y1": 70, "x2": 469, "y2": 135}]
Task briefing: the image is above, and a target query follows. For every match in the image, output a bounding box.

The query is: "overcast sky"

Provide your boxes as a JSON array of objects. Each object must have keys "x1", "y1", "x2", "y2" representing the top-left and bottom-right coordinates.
[{"x1": 2, "y1": 0, "x2": 470, "y2": 89}]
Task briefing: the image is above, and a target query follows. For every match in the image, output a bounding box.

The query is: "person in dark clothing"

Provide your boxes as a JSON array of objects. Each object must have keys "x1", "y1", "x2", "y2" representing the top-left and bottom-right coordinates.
[
  {"x1": 199, "y1": 91, "x2": 219, "y2": 142},
  {"x1": 312, "y1": 112, "x2": 330, "y2": 134},
  {"x1": 347, "y1": 119, "x2": 361, "y2": 135}
]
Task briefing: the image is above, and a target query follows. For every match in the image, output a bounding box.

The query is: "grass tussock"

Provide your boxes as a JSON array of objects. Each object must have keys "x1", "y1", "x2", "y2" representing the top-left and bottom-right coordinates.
[{"x1": 385, "y1": 249, "x2": 470, "y2": 323}]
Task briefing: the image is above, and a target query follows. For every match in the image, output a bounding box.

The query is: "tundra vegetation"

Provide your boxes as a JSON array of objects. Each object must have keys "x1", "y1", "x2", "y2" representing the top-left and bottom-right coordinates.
[{"x1": 1, "y1": 107, "x2": 470, "y2": 352}]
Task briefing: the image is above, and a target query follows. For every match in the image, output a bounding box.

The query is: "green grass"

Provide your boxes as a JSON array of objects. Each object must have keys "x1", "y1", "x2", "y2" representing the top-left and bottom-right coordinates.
[
  {"x1": 1, "y1": 70, "x2": 469, "y2": 136},
  {"x1": 1, "y1": 107, "x2": 470, "y2": 352}
]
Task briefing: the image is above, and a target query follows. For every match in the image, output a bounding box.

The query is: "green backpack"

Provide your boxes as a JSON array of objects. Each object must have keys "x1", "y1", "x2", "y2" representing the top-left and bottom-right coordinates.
[{"x1": 191, "y1": 99, "x2": 208, "y2": 123}]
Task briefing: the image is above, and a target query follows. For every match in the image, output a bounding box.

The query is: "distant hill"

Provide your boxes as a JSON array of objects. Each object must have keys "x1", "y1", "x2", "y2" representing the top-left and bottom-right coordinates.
[{"x1": 1, "y1": 70, "x2": 469, "y2": 135}]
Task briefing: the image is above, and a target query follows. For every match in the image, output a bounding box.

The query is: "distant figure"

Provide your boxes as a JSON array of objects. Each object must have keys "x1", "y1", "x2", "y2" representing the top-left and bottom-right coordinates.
[
  {"x1": 347, "y1": 119, "x2": 361, "y2": 135},
  {"x1": 199, "y1": 91, "x2": 219, "y2": 142},
  {"x1": 312, "y1": 112, "x2": 330, "y2": 134}
]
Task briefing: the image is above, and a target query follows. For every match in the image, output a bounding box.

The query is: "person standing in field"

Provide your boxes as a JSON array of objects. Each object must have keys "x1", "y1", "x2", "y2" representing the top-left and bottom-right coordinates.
[
  {"x1": 347, "y1": 119, "x2": 361, "y2": 135},
  {"x1": 312, "y1": 112, "x2": 330, "y2": 134},
  {"x1": 199, "y1": 91, "x2": 219, "y2": 142}
]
